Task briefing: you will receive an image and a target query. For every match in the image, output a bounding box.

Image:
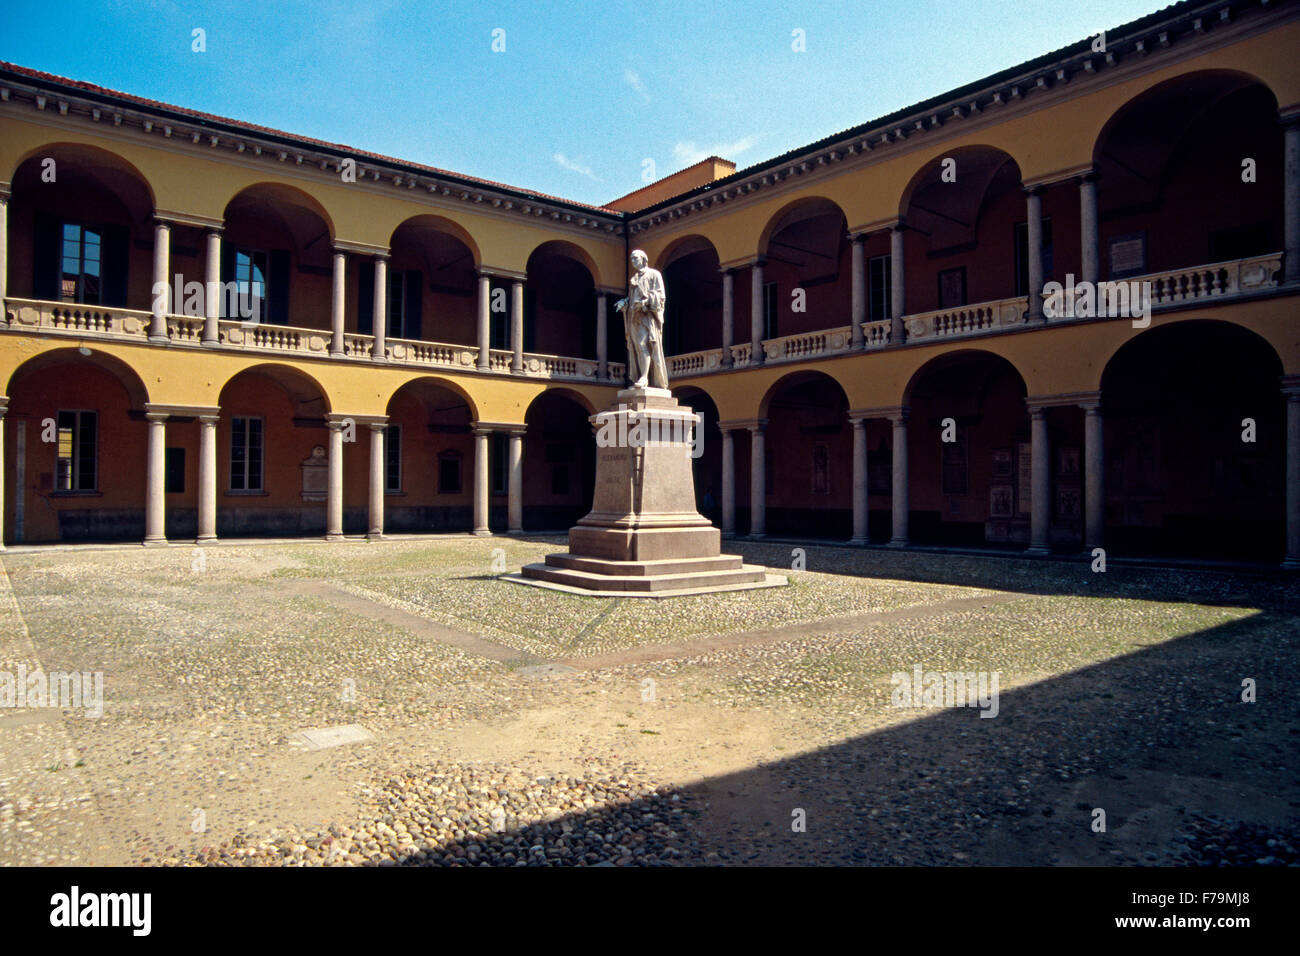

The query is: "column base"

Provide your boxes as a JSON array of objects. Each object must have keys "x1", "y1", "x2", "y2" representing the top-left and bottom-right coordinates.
[
  {"x1": 849, "y1": 536, "x2": 869, "y2": 546},
  {"x1": 142, "y1": 537, "x2": 168, "y2": 548},
  {"x1": 200, "y1": 338, "x2": 221, "y2": 348},
  {"x1": 1282, "y1": 555, "x2": 1300, "y2": 570},
  {"x1": 1025, "y1": 545, "x2": 1051, "y2": 555},
  {"x1": 748, "y1": 532, "x2": 765, "y2": 539},
  {"x1": 324, "y1": 532, "x2": 345, "y2": 542},
  {"x1": 147, "y1": 335, "x2": 170, "y2": 345},
  {"x1": 473, "y1": 528, "x2": 492, "y2": 537},
  {"x1": 366, "y1": 532, "x2": 385, "y2": 541},
  {"x1": 887, "y1": 538, "x2": 907, "y2": 548},
  {"x1": 196, "y1": 535, "x2": 218, "y2": 546}
]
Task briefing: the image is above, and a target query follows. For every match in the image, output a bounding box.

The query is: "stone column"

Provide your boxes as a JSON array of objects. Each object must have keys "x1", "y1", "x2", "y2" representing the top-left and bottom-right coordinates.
[
  {"x1": 150, "y1": 219, "x2": 171, "y2": 343},
  {"x1": 144, "y1": 411, "x2": 168, "y2": 545},
  {"x1": 750, "y1": 259, "x2": 765, "y2": 365},
  {"x1": 330, "y1": 248, "x2": 346, "y2": 356},
  {"x1": 477, "y1": 273, "x2": 491, "y2": 370},
  {"x1": 720, "y1": 426, "x2": 736, "y2": 535},
  {"x1": 372, "y1": 254, "x2": 388, "y2": 362},
  {"x1": 850, "y1": 416, "x2": 869, "y2": 544},
  {"x1": 1079, "y1": 174, "x2": 1100, "y2": 287},
  {"x1": 850, "y1": 235, "x2": 866, "y2": 349},
  {"x1": 473, "y1": 427, "x2": 491, "y2": 535},
  {"x1": 0, "y1": 189, "x2": 8, "y2": 325},
  {"x1": 510, "y1": 280, "x2": 525, "y2": 373},
  {"x1": 326, "y1": 419, "x2": 344, "y2": 540},
  {"x1": 197, "y1": 414, "x2": 218, "y2": 544},
  {"x1": 890, "y1": 225, "x2": 906, "y2": 345},
  {"x1": 720, "y1": 269, "x2": 735, "y2": 367},
  {"x1": 368, "y1": 422, "x2": 386, "y2": 540},
  {"x1": 1082, "y1": 399, "x2": 1104, "y2": 551},
  {"x1": 1026, "y1": 188, "x2": 1045, "y2": 322},
  {"x1": 888, "y1": 409, "x2": 909, "y2": 547},
  {"x1": 1285, "y1": 378, "x2": 1300, "y2": 567},
  {"x1": 596, "y1": 294, "x2": 608, "y2": 380},
  {"x1": 748, "y1": 421, "x2": 766, "y2": 537},
  {"x1": 202, "y1": 228, "x2": 221, "y2": 344},
  {"x1": 0, "y1": 398, "x2": 8, "y2": 549},
  {"x1": 507, "y1": 429, "x2": 524, "y2": 533},
  {"x1": 1028, "y1": 404, "x2": 1051, "y2": 553},
  {"x1": 1285, "y1": 118, "x2": 1300, "y2": 285}
]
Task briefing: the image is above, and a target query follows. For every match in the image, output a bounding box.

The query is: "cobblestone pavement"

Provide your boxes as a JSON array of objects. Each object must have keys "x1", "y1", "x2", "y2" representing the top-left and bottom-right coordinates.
[{"x1": 1, "y1": 536, "x2": 1296, "y2": 866}]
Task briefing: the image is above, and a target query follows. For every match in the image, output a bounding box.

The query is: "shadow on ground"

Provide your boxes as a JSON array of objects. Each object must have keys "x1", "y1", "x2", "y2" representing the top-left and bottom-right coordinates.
[{"x1": 378, "y1": 610, "x2": 1298, "y2": 866}]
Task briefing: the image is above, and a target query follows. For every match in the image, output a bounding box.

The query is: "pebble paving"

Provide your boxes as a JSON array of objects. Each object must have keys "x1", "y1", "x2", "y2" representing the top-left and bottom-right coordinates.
[{"x1": 0, "y1": 537, "x2": 1295, "y2": 866}]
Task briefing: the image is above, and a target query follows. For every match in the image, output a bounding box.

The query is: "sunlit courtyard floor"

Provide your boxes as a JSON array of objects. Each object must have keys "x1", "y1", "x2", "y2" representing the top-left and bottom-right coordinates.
[{"x1": 1, "y1": 535, "x2": 1296, "y2": 866}]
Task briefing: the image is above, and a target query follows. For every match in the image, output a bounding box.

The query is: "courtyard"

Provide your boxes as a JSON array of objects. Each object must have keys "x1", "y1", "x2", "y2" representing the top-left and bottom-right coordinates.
[{"x1": 0, "y1": 536, "x2": 1295, "y2": 866}]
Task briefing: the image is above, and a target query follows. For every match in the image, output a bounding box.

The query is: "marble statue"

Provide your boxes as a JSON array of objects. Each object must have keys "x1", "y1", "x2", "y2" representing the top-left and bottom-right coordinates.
[{"x1": 615, "y1": 249, "x2": 669, "y2": 389}]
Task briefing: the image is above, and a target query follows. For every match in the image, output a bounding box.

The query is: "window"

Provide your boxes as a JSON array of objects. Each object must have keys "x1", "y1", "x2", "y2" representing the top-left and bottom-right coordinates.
[
  {"x1": 233, "y1": 249, "x2": 268, "y2": 322},
  {"x1": 59, "y1": 224, "x2": 102, "y2": 304},
  {"x1": 55, "y1": 410, "x2": 97, "y2": 491},
  {"x1": 384, "y1": 425, "x2": 402, "y2": 493},
  {"x1": 165, "y1": 447, "x2": 185, "y2": 494},
  {"x1": 1014, "y1": 218, "x2": 1054, "y2": 296},
  {"x1": 490, "y1": 434, "x2": 508, "y2": 495},
  {"x1": 763, "y1": 281, "x2": 778, "y2": 339},
  {"x1": 437, "y1": 450, "x2": 463, "y2": 494},
  {"x1": 387, "y1": 271, "x2": 406, "y2": 339},
  {"x1": 490, "y1": 282, "x2": 508, "y2": 349},
  {"x1": 868, "y1": 254, "x2": 892, "y2": 322},
  {"x1": 230, "y1": 417, "x2": 264, "y2": 491}
]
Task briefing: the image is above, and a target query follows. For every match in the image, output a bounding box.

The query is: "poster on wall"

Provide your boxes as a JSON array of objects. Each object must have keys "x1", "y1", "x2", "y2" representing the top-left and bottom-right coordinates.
[{"x1": 990, "y1": 484, "x2": 1014, "y2": 518}]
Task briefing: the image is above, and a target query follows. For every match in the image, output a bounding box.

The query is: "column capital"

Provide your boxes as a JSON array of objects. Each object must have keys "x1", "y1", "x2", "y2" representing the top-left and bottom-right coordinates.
[
  {"x1": 198, "y1": 413, "x2": 220, "y2": 426},
  {"x1": 1282, "y1": 373, "x2": 1300, "y2": 398},
  {"x1": 1279, "y1": 107, "x2": 1300, "y2": 128},
  {"x1": 327, "y1": 412, "x2": 387, "y2": 427},
  {"x1": 479, "y1": 267, "x2": 527, "y2": 282},
  {"x1": 891, "y1": 218, "x2": 908, "y2": 234},
  {"x1": 151, "y1": 216, "x2": 173, "y2": 230},
  {"x1": 1021, "y1": 183, "x2": 1045, "y2": 198},
  {"x1": 847, "y1": 230, "x2": 868, "y2": 245},
  {"x1": 145, "y1": 411, "x2": 170, "y2": 424},
  {"x1": 719, "y1": 417, "x2": 767, "y2": 433},
  {"x1": 145, "y1": 403, "x2": 219, "y2": 418},
  {"x1": 472, "y1": 420, "x2": 525, "y2": 436},
  {"x1": 0, "y1": 396, "x2": 9, "y2": 419},
  {"x1": 372, "y1": 251, "x2": 390, "y2": 263},
  {"x1": 851, "y1": 404, "x2": 907, "y2": 423},
  {"x1": 0, "y1": 183, "x2": 11, "y2": 202},
  {"x1": 1026, "y1": 391, "x2": 1099, "y2": 410},
  {"x1": 154, "y1": 209, "x2": 222, "y2": 231},
  {"x1": 368, "y1": 420, "x2": 389, "y2": 433}
]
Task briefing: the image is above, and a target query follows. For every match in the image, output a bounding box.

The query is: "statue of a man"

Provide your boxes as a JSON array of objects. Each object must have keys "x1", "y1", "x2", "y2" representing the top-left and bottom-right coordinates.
[{"x1": 615, "y1": 249, "x2": 669, "y2": 389}]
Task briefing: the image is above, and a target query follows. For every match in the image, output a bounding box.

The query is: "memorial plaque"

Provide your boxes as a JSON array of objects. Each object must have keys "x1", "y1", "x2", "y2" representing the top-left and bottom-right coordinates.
[{"x1": 301, "y1": 445, "x2": 328, "y2": 501}]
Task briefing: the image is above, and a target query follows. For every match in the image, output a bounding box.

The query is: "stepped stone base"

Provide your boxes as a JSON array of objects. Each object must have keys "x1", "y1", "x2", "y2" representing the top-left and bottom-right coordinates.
[{"x1": 512, "y1": 388, "x2": 787, "y2": 598}]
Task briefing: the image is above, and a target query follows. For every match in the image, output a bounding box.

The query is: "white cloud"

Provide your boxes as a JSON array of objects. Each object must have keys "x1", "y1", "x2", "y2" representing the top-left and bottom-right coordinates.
[
  {"x1": 554, "y1": 153, "x2": 600, "y2": 181},
  {"x1": 624, "y1": 69, "x2": 650, "y2": 102},
  {"x1": 672, "y1": 135, "x2": 759, "y2": 167}
]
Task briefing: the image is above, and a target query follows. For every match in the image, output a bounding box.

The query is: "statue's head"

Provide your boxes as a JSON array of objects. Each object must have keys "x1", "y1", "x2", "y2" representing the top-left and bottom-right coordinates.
[{"x1": 630, "y1": 249, "x2": 648, "y2": 270}]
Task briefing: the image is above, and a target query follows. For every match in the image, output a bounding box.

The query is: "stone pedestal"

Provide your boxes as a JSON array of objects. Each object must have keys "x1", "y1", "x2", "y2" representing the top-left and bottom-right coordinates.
[{"x1": 514, "y1": 389, "x2": 785, "y2": 597}]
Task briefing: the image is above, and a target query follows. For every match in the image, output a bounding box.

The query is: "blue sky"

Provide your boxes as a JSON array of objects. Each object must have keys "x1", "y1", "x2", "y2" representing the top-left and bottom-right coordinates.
[{"x1": 2, "y1": 0, "x2": 1159, "y2": 206}]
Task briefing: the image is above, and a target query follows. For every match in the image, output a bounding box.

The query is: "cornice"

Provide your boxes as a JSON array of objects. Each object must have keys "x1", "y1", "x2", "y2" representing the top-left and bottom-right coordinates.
[
  {"x1": 626, "y1": 0, "x2": 1298, "y2": 236},
  {"x1": 0, "y1": 85, "x2": 625, "y2": 239}
]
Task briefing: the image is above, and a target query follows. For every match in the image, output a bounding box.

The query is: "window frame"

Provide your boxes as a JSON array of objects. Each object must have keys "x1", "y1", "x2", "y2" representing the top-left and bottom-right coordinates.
[
  {"x1": 384, "y1": 424, "x2": 402, "y2": 494},
  {"x1": 54, "y1": 409, "x2": 98, "y2": 493},
  {"x1": 58, "y1": 222, "x2": 104, "y2": 305},
  {"x1": 228, "y1": 416, "x2": 265, "y2": 492}
]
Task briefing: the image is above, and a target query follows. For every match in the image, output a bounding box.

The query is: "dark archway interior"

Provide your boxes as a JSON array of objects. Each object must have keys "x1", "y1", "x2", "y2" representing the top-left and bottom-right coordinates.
[
  {"x1": 1101, "y1": 321, "x2": 1284, "y2": 559},
  {"x1": 523, "y1": 392, "x2": 595, "y2": 531}
]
